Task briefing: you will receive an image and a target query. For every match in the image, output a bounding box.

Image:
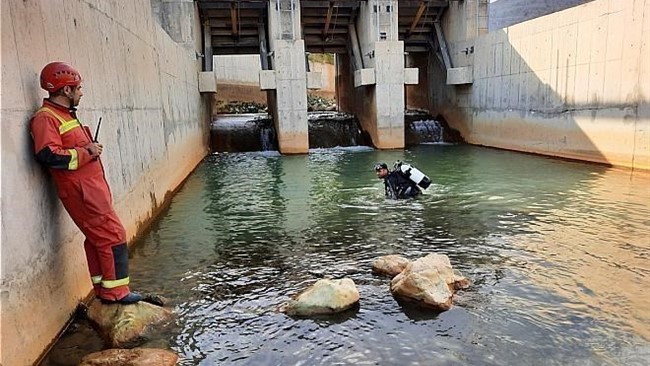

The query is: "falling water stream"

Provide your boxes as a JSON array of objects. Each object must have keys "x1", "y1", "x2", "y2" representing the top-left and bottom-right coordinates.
[{"x1": 42, "y1": 145, "x2": 650, "y2": 366}]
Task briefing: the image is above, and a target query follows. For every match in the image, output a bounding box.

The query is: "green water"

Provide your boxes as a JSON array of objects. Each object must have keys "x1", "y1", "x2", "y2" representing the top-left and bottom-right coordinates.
[{"x1": 43, "y1": 144, "x2": 650, "y2": 365}]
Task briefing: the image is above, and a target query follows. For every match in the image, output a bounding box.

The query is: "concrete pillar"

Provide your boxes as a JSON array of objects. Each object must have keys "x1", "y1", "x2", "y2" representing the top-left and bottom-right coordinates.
[
  {"x1": 265, "y1": 0, "x2": 309, "y2": 154},
  {"x1": 353, "y1": 0, "x2": 405, "y2": 149}
]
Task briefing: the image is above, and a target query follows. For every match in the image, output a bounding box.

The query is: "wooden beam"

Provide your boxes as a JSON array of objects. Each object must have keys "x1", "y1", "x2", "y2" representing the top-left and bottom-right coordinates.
[
  {"x1": 198, "y1": 1, "x2": 267, "y2": 10},
  {"x1": 408, "y1": 1, "x2": 427, "y2": 36},
  {"x1": 323, "y1": 2, "x2": 334, "y2": 38},
  {"x1": 301, "y1": 1, "x2": 362, "y2": 7},
  {"x1": 230, "y1": 3, "x2": 239, "y2": 36},
  {"x1": 398, "y1": 0, "x2": 447, "y2": 7}
]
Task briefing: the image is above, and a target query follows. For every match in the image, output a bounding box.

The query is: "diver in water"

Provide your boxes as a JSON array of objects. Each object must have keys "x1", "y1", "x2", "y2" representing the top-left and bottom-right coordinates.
[{"x1": 374, "y1": 162, "x2": 425, "y2": 199}]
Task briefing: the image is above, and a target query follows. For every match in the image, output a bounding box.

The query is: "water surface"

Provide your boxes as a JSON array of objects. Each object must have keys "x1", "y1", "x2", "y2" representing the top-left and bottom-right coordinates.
[{"x1": 43, "y1": 145, "x2": 650, "y2": 365}]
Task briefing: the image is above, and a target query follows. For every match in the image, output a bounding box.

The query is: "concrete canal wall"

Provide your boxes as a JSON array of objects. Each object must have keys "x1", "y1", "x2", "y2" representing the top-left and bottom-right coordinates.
[
  {"x1": 1, "y1": 1, "x2": 210, "y2": 365},
  {"x1": 434, "y1": 0, "x2": 650, "y2": 170},
  {"x1": 214, "y1": 54, "x2": 336, "y2": 105}
]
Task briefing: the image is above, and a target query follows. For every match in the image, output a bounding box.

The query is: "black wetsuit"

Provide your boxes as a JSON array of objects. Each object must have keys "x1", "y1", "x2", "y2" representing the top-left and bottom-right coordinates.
[{"x1": 384, "y1": 170, "x2": 421, "y2": 199}]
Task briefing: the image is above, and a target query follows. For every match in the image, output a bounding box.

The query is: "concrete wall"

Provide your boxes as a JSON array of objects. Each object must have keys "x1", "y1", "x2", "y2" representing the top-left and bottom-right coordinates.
[
  {"x1": 213, "y1": 54, "x2": 335, "y2": 95},
  {"x1": 488, "y1": 0, "x2": 595, "y2": 31},
  {"x1": 434, "y1": 0, "x2": 649, "y2": 170},
  {"x1": 0, "y1": 1, "x2": 210, "y2": 365},
  {"x1": 443, "y1": 0, "x2": 489, "y2": 44},
  {"x1": 308, "y1": 60, "x2": 336, "y2": 95},
  {"x1": 215, "y1": 55, "x2": 262, "y2": 85}
]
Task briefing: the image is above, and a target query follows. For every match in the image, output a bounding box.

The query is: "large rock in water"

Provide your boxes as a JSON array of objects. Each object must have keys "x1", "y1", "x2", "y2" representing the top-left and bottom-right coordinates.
[
  {"x1": 372, "y1": 255, "x2": 410, "y2": 278},
  {"x1": 78, "y1": 348, "x2": 178, "y2": 366},
  {"x1": 86, "y1": 300, "x2": 173, "y2": 347},
  {"x1": 282, "y1": 278, "x2": 360, "y2": 316},
  {"x1": 390, "y1": 254, "x2": 470, "y2": 311}
]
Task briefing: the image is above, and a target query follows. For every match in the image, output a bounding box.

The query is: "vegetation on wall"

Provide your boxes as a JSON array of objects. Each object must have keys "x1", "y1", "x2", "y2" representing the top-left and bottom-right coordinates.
[
  {"x1": 216, "y1": 93, "x2": 336, "y2": 114},
  {"x1": 308, "y1": 53, "x2": 335, "y2": 65}
]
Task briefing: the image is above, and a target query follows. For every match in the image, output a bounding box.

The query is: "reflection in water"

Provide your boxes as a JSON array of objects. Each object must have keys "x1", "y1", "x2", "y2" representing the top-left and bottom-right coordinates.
[{"x1": 42, "y1": 145, "x2": 650, "y2": 366}]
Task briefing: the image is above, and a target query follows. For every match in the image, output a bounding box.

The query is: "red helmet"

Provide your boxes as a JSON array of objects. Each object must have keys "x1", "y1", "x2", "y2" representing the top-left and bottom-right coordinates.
[{"x1": 40, "y1": 62, "x2": 82, "y2": 92}]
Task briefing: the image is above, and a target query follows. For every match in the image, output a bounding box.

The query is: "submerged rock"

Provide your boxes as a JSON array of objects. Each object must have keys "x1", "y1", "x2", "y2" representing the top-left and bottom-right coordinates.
[
  {"x1": 86, "y1": 299, "x2": 173, "y2": 347},
  {"x1": 372, "y1": 255, "x2": 410, "y2": 278},
  {"x1": 390, "y1": 254, "x2": 470, "y2": 311},
  {"x1": 78, "y1": 348, "x2": 178, "y2": 366},
  {"x1": 452, "y1": 270, "x2": 471, "y2": 290},
  {"x1": 282, "y1": 278, "x2": 360, "y2": 316}
]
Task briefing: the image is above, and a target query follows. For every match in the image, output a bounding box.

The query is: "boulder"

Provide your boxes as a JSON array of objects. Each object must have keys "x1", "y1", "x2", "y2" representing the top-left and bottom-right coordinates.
[
  {"x1": 390, "y1": 254, "x2": 468, "y2": 311},
  {"x1": 371, "y1": 255, "x2": 410, "y2": 278},
  {"x1": 78, "y1": 348, "x2": 178, "y2": 366},
  {"x1": 282, "y1": 278, "x2": 359, "y2": 316},
  {"x1": 86, "y1": 300, "x2": 173, "y2": 347}
]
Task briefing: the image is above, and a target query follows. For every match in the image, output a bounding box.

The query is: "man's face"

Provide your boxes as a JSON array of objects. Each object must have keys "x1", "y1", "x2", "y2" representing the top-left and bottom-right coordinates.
[
  {"x1": 65, "y1": 84, "x2": 83, "y2": 107},
  {"x1": 376, "y1": 168, "x2": 388, "y2": 179}
]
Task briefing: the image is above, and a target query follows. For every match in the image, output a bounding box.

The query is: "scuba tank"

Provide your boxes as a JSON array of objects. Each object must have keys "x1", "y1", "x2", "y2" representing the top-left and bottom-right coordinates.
[{"x1": 394, "y1": 161, "x2": 432, "y2": 189}]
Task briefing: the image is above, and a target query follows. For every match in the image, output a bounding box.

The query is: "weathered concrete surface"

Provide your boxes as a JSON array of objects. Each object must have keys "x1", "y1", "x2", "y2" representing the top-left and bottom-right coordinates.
[
  {"x1": 488, "y1": 0, "x2": 595, "y2": 31},
  {"x1": 434, "y1": 0, "x2": 650, "y2": 170},
  {"x1": 215, "y1": 54, "x2": 335, "y2": 97},
  {"x1": 266, "y1": 39, "x2": 310, "y2": 154},
  {"x1": 308, "y1": 60, "x2": 336, "y2": 98},
  {"x1": 0, "y1": 1, "x2": 209, "y2": 365},
  {"x1": 215, "y1": 55, "x2": 263, "y2": 85}
]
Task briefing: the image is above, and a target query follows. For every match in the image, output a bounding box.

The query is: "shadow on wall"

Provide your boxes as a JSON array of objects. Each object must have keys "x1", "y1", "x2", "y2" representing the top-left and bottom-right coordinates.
[
  {"x1": 488, "y1": 0, "x2": 596, "y2": 31},
  {"x1": 429, "y1": 15, "x2": 648, "y2": 170}
]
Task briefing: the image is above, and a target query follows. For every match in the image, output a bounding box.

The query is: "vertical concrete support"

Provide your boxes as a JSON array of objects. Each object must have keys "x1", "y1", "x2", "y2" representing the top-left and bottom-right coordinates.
[
  {"x1": 373, "y1": 41, "x2": 406, "y2": 148},
  {"x1": 348, "y1": 23, "x2": 364, "y2": 70},
  {"x1": 354, "y1": 0, "x2": 405, "y2": 149},
  {"x1": 266, "y1": 0, "x2": 309, "y2": 154}
]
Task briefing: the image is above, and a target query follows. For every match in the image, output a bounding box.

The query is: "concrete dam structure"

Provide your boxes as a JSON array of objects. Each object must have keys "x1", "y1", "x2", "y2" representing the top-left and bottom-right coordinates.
[{"x1": 1, "y1": 0, "x2": 648, "y2": 365}]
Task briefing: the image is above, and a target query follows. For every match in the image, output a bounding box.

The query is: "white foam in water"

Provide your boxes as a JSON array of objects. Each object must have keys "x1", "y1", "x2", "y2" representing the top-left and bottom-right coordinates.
[
  {"x1": 309, "y1": 146, "x2": 374, "y2": 153},
  {"x1": 412, "y1": 119, "x2": 444, "y2": 143}
]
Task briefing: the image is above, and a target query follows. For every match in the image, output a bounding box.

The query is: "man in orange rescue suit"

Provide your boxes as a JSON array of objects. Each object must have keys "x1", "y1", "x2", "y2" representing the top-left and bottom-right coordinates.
[{"x1": 30, "y1": 62, "x2": 142, "y2": 304}]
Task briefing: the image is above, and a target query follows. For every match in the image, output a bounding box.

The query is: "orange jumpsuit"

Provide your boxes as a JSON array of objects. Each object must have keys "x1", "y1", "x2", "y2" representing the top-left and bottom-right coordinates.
[{"x1": 30, "y1": 99, "x2": 130, "y2": 301}]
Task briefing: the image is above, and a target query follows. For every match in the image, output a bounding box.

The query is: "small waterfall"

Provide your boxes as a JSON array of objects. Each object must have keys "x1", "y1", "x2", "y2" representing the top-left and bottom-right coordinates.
[
  {"x1": 211, "y1": 114, "x2": 278, "y2": 152},
  {"x1": 411, "y1": 119, "x2": 444, "y2": 143},
  {"x1": 405, "y1": 111, "x2": 464, "y2": 146},
  {"x1": 260, "y1": 125, "x2": 276, "y2": 151},
  {"x1": 308, "y1": 112, "x2": 368, "y2": 148},
  {"x1": 210, "y1": 112, "x2": 370, "y2": 152}
]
